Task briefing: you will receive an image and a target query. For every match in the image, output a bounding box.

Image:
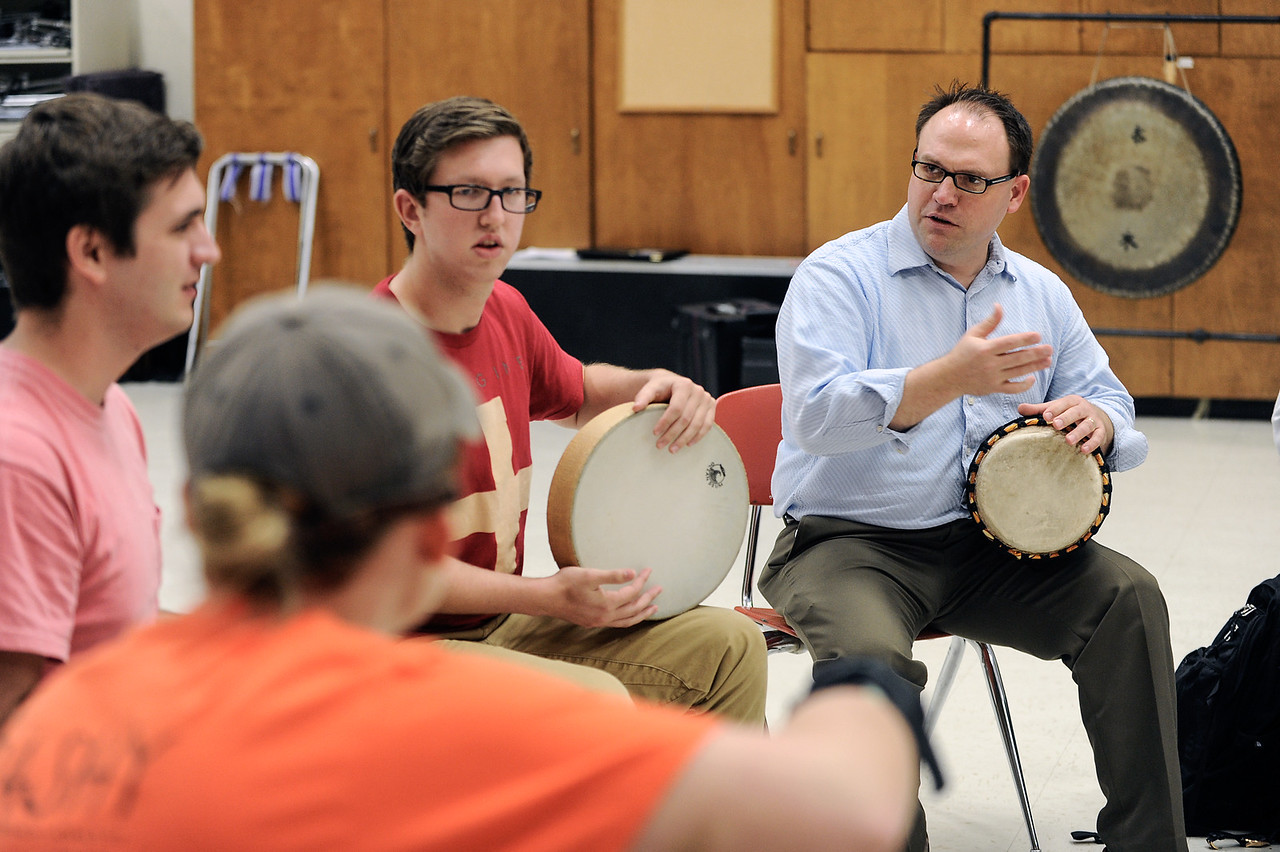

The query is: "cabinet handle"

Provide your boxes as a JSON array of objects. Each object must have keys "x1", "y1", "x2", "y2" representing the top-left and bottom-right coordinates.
[
  {"x1": 571, "y1": 127, "x2": 581, "y2": 155},
  {"x1": 369, "y1": 127, "x2": 378, "y2": 153},
  {"x1": 788, "y1": 129, "x2": 797, "y2": 156},
  {"x1": 815, "y1": 132, "x2": 824, "y2": 158}
]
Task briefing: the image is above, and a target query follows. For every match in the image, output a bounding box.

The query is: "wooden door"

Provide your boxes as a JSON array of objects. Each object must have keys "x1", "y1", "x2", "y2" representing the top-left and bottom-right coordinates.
[
  {"x1": 386, "y1": 0, "x2": 592, "y2": 268},
  {"x1": 590, "y1": 0, "x2": 807, "y2": 257},
  {"x1": 193, "y1": 0, "x2": 388, "y2": 329},
  {"x1": 805, "y1": 52, "x2": 979, "y2": 249}
]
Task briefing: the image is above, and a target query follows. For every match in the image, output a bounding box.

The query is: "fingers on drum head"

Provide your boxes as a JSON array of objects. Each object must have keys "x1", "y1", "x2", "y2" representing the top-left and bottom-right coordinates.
[{"x1": 966, "y1": 416, "x2": 1112, "y2": 559}]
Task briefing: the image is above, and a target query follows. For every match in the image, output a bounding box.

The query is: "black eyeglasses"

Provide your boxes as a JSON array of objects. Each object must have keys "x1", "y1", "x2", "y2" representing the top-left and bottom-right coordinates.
[
  {"x1": 911, "y1": 160, "x2": 1017, "y2": 195},
  {"x1": 422, "y1": 184, "x2": 542, "y2": 214}
]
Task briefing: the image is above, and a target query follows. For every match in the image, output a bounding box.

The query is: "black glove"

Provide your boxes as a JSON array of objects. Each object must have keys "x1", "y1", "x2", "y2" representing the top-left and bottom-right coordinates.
[{"x1": 810, "y1": 656, "x2": 945, "y2": 791}]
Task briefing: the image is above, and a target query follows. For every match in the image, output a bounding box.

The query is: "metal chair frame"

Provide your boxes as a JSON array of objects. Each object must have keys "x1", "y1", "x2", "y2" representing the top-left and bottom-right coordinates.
[
  {"x1": 184, "y1": 151, "x2": 320, "y2": 378},
  {"x1": 718, "y1": 383, "x2": 1040, "y2": 852}
]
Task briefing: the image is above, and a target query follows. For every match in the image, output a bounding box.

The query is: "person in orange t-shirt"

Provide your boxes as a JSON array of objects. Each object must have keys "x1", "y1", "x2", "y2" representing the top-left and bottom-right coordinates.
[{"x1": 0, "y1": 288, "x2": 925, "y2": 852}]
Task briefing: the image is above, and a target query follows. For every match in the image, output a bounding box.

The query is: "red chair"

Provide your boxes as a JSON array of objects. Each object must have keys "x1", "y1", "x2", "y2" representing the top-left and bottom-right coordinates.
[{"x1": 717, "y1": 383, "x2": 1040, "y2": 852}]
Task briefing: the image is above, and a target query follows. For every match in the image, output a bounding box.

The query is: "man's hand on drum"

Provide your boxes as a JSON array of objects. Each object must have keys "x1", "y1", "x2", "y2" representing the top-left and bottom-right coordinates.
[
  {"x1": 632, "y1": 369, "x2": 716, "y2": 453},
  {"x1": 943, "y1": 305, "x2": 1053, "y2": 397},
  {"x1": 1019, "y1": 395, "x2": 1113, "y2": 455},
  {"x1": 543, "y1": 565, "x2": 661, "y2": 628}
]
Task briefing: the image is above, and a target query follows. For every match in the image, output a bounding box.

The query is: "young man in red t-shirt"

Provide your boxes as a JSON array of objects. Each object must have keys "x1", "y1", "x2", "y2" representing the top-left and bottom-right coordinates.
[{"x1": 374, "y1": 96, "x2": 765, "y2": 722}]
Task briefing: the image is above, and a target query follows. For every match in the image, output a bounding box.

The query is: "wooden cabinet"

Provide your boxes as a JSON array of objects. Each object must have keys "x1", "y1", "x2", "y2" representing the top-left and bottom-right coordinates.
[
  {"x1": 805, "y1": 52, "x2": 979, "y2": 248},
  {"x1": 386, "y1": 0, "x2": 592, "y2": 268},
  {"x1": 190, "y1": 0, "x2": 1280, "y2": 401},
  {"x1": 809, "y1": 0, "x2": 945, "y2": 52},
  {"x1": 195, "y1": 0, "x2": 806, "y2": 324},
  {"x1": 591, "y1": 0, "x2": 807, "y2": 257},
  {"x1": 195, "y1": 0, "x2": 591, "y2": 326},
  {"x1": 193, "y1": 0, "x2": 388, "y2": 329}
]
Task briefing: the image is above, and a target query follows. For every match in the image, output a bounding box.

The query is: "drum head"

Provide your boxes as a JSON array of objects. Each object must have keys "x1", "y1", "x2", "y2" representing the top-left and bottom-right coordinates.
[
  {"x1": 547, "y1": 403, "x2": 747, "y2": 619},
  {"x1": 1030, "y1": 76, "x2": 1241, "y2": 298},
  {"x1": 966, "y1": 416, "x2": 1112, "y2": 559}
]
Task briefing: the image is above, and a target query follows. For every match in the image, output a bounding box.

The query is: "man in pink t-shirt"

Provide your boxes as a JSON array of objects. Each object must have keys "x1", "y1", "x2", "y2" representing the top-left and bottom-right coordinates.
[{"x1": 0, "y1": 93, "x2": 221, "y2": 723}]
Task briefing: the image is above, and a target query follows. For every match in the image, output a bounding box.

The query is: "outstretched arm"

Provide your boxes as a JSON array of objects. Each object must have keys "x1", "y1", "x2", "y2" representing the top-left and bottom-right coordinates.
[{"x1": 633, "y1": 684, "x2": 919, "y2": 852}]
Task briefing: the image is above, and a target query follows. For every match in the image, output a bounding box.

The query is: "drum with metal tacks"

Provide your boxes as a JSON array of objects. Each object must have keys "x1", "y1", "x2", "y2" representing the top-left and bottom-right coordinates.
[{"x1": 966, "y1": 415, "x2": 1112, "y2": 559}]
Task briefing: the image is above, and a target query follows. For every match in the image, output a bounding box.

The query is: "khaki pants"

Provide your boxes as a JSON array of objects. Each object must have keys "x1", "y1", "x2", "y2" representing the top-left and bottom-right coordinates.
[
  {"x1": 760, "y1": 515, "x2": 1185, "y2": 852},
  {"x1": 434, "y1": 604, "x2": 767, "y2": 726}
]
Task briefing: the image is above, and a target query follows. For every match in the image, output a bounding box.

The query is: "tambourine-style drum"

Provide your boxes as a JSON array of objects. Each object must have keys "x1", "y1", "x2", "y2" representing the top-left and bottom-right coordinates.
[
  {"x1": 1030, "y1": 76, "x2": 1241, "y2": 298},
  {"x1": 965, "y1": 416, "x2": 1112, "y2": 559},
  {"x1": 547, "y1": 403, "x2": 748, "y2": 620}
]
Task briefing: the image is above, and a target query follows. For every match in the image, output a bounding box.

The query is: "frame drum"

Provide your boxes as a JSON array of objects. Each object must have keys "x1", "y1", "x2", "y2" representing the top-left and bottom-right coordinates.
[
  {"x1": 966, "y1": 416, "x2": 1112, "y2": 559},
  {"x1": 547, "y1": 403, "x2": 748, "y2": 619}
]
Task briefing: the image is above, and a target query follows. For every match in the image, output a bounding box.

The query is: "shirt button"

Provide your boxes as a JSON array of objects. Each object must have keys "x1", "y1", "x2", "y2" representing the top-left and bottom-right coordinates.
[
  {"x1": 876, "y1": 425, "x2": 884, "y2": 432},
  {"x1": 967, "y1": 396, "x2": 976, "y2": 405}
]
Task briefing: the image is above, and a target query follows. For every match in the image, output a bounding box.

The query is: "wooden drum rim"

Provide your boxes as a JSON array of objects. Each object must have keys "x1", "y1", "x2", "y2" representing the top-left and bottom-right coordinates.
[{"x1": 547, "y1": 403, "x2": 748, "y2": 619}]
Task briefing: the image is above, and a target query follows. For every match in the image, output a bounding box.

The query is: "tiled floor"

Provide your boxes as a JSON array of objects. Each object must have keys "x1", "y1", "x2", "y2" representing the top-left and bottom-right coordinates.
[{"x1": 125, "y1": 381, "x2": 1280, "y2": 852}]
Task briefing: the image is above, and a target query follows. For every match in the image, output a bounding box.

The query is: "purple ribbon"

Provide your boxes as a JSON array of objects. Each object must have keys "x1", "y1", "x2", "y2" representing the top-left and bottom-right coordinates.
[
  {"x1": 249, "y1": 154, "x2": 272, "y2": 202},
  {"x1": 218, "y1": 154, "x2": 242, "y2": 202},
  {"x1": 283, "y1": 153, "x2": 303, "y2": 203}
]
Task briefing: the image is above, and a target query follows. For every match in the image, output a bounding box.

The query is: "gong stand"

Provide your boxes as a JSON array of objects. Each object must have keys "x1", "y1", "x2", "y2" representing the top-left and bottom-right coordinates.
[
  {"x1": 980, "y1": 10, "x2": 1280, "y2": 345},
  {"x1": 981, "y1": 12, "x2": 1280, "y2": 91},
  {"x1": 1091, "y1": 328, "x2": 1280, "y2": 346}
]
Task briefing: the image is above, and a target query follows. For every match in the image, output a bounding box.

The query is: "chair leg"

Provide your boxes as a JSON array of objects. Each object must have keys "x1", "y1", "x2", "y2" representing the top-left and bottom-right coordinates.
[
  {"x1": 971, "y1": 640, "x2": 1041, "y2": 852},
  {"x1": 740, "y1": 505, "x2": 762, "y2": 609},
  {"x1": 924, "y1": 635, "x2": 966, "y2": 736}
]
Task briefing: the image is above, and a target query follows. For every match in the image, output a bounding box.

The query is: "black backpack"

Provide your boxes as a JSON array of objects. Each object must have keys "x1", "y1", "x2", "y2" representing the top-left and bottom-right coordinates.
[{"x1": 1175, "y1": 574, "x2": 1280, "y2": 841}]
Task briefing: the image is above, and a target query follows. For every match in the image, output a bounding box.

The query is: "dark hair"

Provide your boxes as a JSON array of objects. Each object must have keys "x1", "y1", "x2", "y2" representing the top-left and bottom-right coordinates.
[
  {"x1": 391, "y1": 95, "x2": 533, "y2": 250},
  {"x1": 0, "y1": 92, "x2": 204, "y2": 313},
  {"x1": 915, "y1": 81, "x2": 1034, "y2": 177}
]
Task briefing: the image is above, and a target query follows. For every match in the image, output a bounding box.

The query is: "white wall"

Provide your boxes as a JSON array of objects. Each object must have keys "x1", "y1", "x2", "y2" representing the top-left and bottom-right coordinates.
[{"x1": 134, "y1": 0, "x2": 195, "y2": 121}]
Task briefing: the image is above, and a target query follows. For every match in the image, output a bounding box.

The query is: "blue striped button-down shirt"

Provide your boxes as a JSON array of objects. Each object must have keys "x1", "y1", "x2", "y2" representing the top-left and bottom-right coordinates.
[{"x1": 773, "y1": 205, "x2": 1148, "y2": 528}]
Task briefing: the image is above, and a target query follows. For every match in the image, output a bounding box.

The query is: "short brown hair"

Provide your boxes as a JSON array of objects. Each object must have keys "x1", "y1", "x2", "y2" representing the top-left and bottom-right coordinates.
[
  {"x1": 915, "y1": 81, "x2": 1034, "y2": 178},
  {"x1": 391, "y1": 96, "x2": 533, "y2": 250},
  {"x1": 0, "y1": 93, "x2": 203, "y2": 312}
]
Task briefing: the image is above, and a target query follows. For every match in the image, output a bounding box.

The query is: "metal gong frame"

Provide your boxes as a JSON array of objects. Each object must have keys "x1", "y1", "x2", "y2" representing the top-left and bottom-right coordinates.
[
  {"x1": 981, "y1": 12, "x2": 1280, "y2": 91},
  {"x1": 1029, "y1": 76, "x2": 1241, "y2": 298},
  {"x1": 980, "y1": 12, "x2": 1279, "y2": 304}
]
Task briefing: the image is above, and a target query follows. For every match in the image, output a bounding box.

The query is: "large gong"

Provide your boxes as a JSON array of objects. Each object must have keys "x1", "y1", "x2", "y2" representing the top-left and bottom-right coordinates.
[{"x1": 1029, "y1": 76, "x2": 1241, "y2": 298}]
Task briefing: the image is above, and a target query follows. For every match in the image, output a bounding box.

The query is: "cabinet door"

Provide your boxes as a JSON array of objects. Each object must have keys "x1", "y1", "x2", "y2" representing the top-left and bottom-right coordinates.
[
  {"x1": 806, "y1": 52, "x2": 978, "y2": 248},
  {"x1": 193, "y1": 0, "x2": 387, "y2": 328},
  {"x1": 591, "y1": 0, "x2": 806, "y2": 257},
  {"x1": 386, "y1": 0, "x2": 592, "y2": 265}
]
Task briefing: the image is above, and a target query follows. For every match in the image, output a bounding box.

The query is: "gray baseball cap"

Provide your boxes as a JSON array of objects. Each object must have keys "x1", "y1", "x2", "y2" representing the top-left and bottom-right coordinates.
[{"x1": 183, "y1": 285, "x2": 478, "y2": 517}]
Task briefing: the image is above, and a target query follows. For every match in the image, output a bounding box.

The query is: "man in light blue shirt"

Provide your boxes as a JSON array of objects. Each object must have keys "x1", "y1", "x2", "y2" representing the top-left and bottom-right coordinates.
[{"x1": 761, "y1": 82, "x2": 1183, "y2": 852}]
